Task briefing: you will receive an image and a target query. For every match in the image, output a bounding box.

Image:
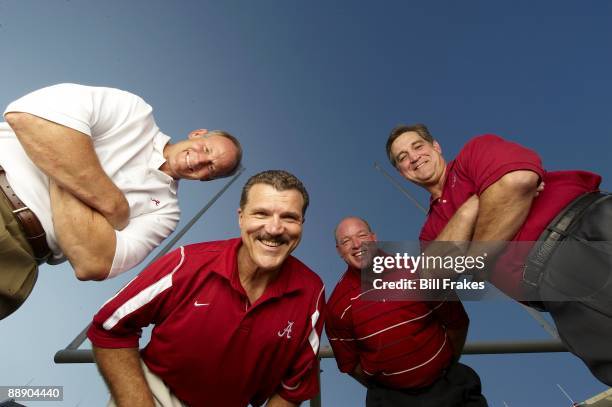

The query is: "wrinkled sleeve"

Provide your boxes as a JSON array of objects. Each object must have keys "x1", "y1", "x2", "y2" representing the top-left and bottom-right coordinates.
[
  {"x1": 325, "y1": 299, "x2": 360, "y2": 375},
  {"x1": 87, "y1": 247, "x2": 185, "y2": 348},
  {"x1": 276, "y1": 285, "x2": 326, "y2": 404},
  {"x1": 108, "y1": 210, "x2": 179, "y2": 278},
  {"x1": 456, "y1": 134, "x2": 545, "y2": 195},
  {"x1": 4, "y1": 83, "x2": 94, "y2": 135}
]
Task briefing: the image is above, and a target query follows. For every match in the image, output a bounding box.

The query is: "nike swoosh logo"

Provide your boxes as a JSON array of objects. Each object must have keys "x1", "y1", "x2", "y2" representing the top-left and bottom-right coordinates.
[{"x1": 194, "y1": 301, "x2": 210, "y2": 307}]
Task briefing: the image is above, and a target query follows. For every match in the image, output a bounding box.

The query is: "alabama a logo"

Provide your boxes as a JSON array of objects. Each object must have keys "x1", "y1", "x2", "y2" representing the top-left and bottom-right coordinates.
[{"x1": 277, "y1": 321, "x2": 294, "y2": 339}]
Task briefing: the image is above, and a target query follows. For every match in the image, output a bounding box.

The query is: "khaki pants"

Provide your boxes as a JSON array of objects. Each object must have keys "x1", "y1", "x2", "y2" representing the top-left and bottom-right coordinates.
[
  {"x1": 0, "y1": 192, "x2": 38, "y2": 320},
  {"x1": 108, "y1": 360, "x2": 186, "y2": 407}
]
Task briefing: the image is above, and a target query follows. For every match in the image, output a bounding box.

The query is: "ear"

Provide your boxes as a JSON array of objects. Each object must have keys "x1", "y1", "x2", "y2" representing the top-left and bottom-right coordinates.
[
  {"x1": 188, "y1": 129, "x2": 208, "y2": 139},
  {"x1": 372, "y1": 233, "x2": 377, "y2": 241},
  {"x1": 335, "y1": 244, "x2": 343, "y2": 258},
  {"x1": 237, "y1": 207, "x2": 243, "y2": 227},
  {"x1": 432, "y1": 140, "x2": 442, "y2": 154}
]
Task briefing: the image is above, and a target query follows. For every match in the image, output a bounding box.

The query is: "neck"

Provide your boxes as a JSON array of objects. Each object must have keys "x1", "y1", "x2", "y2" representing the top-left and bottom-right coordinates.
[
  {"x1": 237, "y1": 246, "x2": 279, "y2": 304},
  {"x1": 426, "y1": 162, "x2": 447, "y2": 200},
  {"x1": 159, "y1": 142, "x2": 177, "y2": 178}
]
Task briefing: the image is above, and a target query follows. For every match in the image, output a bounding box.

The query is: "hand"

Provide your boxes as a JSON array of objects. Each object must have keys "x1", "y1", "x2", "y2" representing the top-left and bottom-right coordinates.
[{"x1": 103, "y1": 195, "x2": 130, "y2": 231}]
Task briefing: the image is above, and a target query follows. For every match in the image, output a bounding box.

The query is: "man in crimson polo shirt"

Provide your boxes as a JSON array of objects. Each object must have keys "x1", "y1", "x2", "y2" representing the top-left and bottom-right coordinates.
[
  {"x1": 87, "y1": 170, "x2": 325, "y2": 407},
  {"x1": 326, "y1": 216, "x2": 487, "y2": 406},
  {"x1": 385, "y1": 123, "x2": 611, "y2": 386}
]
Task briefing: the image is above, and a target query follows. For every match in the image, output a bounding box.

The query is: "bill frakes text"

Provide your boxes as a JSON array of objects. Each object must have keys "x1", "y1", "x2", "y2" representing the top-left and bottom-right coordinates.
[
  {"x1": 372, "y1": 278, "x2": 485, "y2": 290},
  {"x1": 372, "y1": 253, "x2": 487, "y2": 274}
]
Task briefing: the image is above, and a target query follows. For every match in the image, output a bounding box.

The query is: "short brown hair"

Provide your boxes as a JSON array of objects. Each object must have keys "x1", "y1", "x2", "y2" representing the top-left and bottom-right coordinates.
[
  {"x1": 385, "y1": 124, "x2": 433, "y2": 167},
  {"x1": 208, "y1": 130, "x2": 243, "y2": 177},
  {"x1": 240, "y1": 170, "x2": 310, "y2": 216}
]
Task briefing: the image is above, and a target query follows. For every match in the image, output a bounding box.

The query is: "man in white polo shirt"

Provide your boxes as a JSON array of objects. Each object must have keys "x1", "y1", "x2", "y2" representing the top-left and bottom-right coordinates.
[{"x1": 0, "y1": 83, "x2": 242, "y2": 319}]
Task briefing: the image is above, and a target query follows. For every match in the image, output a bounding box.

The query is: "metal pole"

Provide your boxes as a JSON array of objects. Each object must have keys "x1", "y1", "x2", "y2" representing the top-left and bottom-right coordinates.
[
  {"x1": 55, "y1": 168, "x2": 245, "y2": 356},
  {"x1": 54, "y1": 340, "x2": 568, "y2": 364}
]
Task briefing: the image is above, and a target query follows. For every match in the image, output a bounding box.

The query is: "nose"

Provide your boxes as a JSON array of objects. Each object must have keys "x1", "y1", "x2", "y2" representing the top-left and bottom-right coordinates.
[
  {"x1": 408, "y1": 149, "x2": 420, "y2": 163},
  {"x1": 264, "y1": 215, "x2": 284, "y2": 235},
  {"x1": 350, "y1": 236, "x2": 362, "y2": 249}
]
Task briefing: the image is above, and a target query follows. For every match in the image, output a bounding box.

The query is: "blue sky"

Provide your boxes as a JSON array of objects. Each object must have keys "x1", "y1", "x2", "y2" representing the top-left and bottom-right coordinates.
[{"x1": 1, "y1": 1, "x2": 611, "y2": 405}]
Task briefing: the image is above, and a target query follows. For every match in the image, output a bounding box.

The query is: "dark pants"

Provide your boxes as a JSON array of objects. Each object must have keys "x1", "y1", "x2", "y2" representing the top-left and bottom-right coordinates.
[
  {"x1": 365, "y1": 363, "x2": 488, "y2": 407},
  {"x1": 537, "y1": 193, "x2": 612, "y2": 386}
]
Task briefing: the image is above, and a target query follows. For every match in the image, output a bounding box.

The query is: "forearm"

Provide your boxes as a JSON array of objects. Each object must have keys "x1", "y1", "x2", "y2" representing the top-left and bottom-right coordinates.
[
  {"x1": 469, "y1": 170, "x2": 539, "y2": 278},
  {"x1": 5, "y1": 112, "x2": 129, "y2": 229},
  {"x1": 421, "y1": 196, "x2": 478, "y2": 279},
  {"x1": 93, "y1": 346, "x2": 155, "y2": 407},
  {"x1": 50, "y1": 181, "x2": 116, "y2": 280},
  {"x1": 266, "y1": 394, "x2": 299, "y2": 407}
]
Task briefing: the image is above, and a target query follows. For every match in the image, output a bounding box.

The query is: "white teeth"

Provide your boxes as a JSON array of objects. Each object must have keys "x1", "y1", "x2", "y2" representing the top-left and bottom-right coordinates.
[
  {"x1": 354, "y1": 250, "x2": 366, "y2": 257},
  {"x1": 415, "y1": 162, "x2": 425, "y2": 170},
  {"x1": 260, "y1": 239, "x2": 282, "y2": 247},
  {"x1": 186, "y1": 152, "x2": 194, "y2": 171}
]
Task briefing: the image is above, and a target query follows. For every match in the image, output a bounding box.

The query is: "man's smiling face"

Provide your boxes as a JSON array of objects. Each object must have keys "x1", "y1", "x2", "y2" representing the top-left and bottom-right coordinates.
[
  {"x1": 238, "y1": 183, "x2": 304, "y2": 273},
  {"x1": 390, "y1": 131, "x2": 445, "y2": 188},
  {"x1": 163, "y1": 130, "x2": 238, "y2": 181},
  {"x1": 335, "y1": 217, "x2": 377, "y2": 270}
]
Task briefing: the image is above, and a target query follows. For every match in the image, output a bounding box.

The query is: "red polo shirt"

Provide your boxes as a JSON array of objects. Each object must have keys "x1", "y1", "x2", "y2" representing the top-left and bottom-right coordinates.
[
  {"x1": 325, "y1": 267, "x2": 468, "y2": 389},
  {"x1": 420, "y1": 135, "x2": 601, "y2": 297},
  {"x1": 88, "y1": 238, "x2": 325, "y2": 407}
]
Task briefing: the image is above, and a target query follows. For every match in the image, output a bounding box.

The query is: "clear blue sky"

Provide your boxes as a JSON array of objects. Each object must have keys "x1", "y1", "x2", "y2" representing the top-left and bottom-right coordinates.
[{"x1": 1, "y1": 1, "x2": 610, "y2": 405}]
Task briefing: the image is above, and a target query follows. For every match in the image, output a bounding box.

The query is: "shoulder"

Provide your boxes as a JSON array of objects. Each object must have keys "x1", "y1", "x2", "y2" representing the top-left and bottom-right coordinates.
[
  {"x1": 181, "y1": 238, "x2": 236, "y2": 264},
  {"x1": 284, "y1": 255, "x2": 324, "y2": 290},
  {"x1": 459, "y1": 134, "x2": 505, "y2": 154},
  {"x1": 327, "y1": 270, "x2": 359, "y2": 317}
]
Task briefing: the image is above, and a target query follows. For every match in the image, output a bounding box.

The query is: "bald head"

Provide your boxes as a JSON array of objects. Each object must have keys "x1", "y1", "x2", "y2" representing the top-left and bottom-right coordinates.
[{"x1": 335, "y1": 217, "x2": 377, "y2": 269}]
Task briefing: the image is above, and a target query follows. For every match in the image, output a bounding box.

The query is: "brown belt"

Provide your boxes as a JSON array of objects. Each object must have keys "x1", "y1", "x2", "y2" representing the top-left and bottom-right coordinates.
[{"x1": 0, "y1": 164, "x2": 51, "y2": 264}]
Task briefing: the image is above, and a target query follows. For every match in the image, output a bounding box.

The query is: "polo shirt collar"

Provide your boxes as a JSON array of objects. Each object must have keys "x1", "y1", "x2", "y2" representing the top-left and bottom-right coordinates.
[
  {"x1": 428, "y1": 161, "x2": 455, "y2": 208},
  {"x1": 211, "y1": 238, "x2": 304, "y2": 301},
  {"x1": 151, "y1": 132, "x2": 178, "y2": 195}
]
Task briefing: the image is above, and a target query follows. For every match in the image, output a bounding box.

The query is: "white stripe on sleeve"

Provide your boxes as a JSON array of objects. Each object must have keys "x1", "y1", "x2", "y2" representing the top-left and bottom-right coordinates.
[
  {"x1": 102, "y1": 247, "x2": 185, "y2": 330},
  {"x1": 308, "y1": 285, "x2": 325, "y2": 355}
]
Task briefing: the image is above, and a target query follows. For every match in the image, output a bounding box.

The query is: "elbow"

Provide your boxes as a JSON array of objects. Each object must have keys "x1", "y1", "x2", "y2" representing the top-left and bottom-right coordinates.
[
  {"x1": 497, "y1": 170, "x2": 540, "y2": 196},
  {"x1": 4, "y1": 112, "x2": 30, "y2": 131},
  {"x1": 74, "y1": 263, "x2": 111, "y2": 281}
]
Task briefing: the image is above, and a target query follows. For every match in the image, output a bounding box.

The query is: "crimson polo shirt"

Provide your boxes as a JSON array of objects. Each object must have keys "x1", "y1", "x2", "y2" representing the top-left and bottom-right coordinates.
[
  {"x1": 88, "y1": 238, "x2": 325, "y2": 407},
  {"x1": 419, "y1": 135, "x2": 601, "y2": 298},
  {"x1": 325, "y1": 267, "x2": 468, "y2": 389}
]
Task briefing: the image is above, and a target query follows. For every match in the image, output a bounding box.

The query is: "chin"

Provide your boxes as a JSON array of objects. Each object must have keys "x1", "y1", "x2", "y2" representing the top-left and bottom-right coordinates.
[{"x1": 253, "y1": 256, "x2": 285, "y2": 272}]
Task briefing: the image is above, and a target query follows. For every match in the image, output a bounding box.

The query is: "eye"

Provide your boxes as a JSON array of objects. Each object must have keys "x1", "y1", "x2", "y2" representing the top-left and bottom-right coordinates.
[
  {"x1": 282, "y1": 214, "x2": 302, "y2": 223},
  {"x1": 415, "y1": 144, "x2": 423, "y2": 150},
  {"x1": 397, "y1": 153, "x2": 407, "y2": 162}
]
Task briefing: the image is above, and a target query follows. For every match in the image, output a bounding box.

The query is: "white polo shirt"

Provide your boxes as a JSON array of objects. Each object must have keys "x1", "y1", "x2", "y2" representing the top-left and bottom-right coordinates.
[{"x1": 0, "y1": 83, "x2": 180, "y2": 278}]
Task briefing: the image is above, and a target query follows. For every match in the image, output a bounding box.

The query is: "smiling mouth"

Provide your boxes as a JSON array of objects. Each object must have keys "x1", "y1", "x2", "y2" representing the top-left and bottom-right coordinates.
[
  {"x1": 259, "y1": 238, "x2": 284, "y2": 248},
  {"x1": 413, "y1": 160, "x2": 427, "y2": 170},
  {"x1": 186, "y1": 151, "x2": 194, "y2": 171},
  {"x1": 353, "y1": 249, "x2": 367, "y2": 258}
]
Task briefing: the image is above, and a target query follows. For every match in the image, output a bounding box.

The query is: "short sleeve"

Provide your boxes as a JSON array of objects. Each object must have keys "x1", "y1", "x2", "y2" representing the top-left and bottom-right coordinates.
[
  {"x1": 276, "y1": 285, "x2": 326, "y2": 403},
  {"x1": 108, "y1": 210, "x2": 179, "y2": 278},
  {"x1": 325, "y1": 303, "x2": 360, "y2": 374},
  {"x1": 4, "y1": 84, "x2": 94, "y2": 136},
  {"x1": 456, "y1": 135, "x2": 545, "y2": 195},
  {"x1": 87, "y1": 247, "x2": 185, "y2": 348}
]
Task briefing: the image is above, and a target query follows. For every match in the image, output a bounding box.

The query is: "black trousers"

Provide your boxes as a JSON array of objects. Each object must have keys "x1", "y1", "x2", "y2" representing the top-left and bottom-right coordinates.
[
  {"x1": 365, "y1": 363, "x2": 488, "y2": 407},
  {"x1": 537, "y1": 193, "x2": 612, "y2": 386}
]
